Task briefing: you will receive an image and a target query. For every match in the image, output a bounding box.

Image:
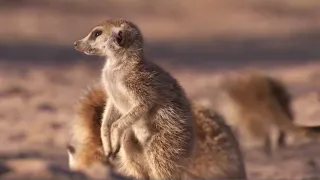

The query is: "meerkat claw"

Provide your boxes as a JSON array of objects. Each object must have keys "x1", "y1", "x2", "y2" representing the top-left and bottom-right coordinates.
[
  {"x1": 105, "y1": 151, "x2": 113, "y2": 159},
  {"x1": 108, "y1": 145, "x2": 121, "y2": 161}
]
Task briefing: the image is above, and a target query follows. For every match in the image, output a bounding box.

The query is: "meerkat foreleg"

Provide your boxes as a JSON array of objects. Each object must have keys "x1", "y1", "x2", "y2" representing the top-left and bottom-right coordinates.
[
  {"x1": 101, "y1": 100, "x2": 119, "y2": 158},
  {"x1": 110, "y1": 104, "x2": 151, "y2": 156}
]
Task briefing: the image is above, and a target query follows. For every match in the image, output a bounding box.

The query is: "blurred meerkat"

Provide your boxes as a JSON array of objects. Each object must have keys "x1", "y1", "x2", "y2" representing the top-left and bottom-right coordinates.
[
  {"x1": 73, "y1": 19, "x2": 195, "y2": 179},
  {"x1": 214, "y1": 71, "x2": 320, "y2": 155},
  {"x1": 187, "y1": 104, "x2": 247, "y2": 179},
  {"x1": 67, "y1": 84, "x2": 247, "y2": 180}
]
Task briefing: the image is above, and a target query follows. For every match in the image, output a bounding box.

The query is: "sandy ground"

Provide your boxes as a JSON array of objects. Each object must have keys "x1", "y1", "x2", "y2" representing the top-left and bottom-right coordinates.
[{"x1": 0, "y1": 0, "x2": 320, "y2": 179}]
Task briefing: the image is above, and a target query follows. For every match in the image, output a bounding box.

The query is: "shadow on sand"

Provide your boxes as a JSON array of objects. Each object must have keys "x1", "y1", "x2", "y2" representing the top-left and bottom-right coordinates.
[{"x1": 1, "y1": 30, "x2": 320, "y2": 70}]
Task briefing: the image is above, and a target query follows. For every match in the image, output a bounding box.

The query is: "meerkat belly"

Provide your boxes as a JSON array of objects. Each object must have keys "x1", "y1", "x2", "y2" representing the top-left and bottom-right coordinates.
[
  {"x1": 111, "y1": 92, "x2": 131, "y2": 113},
  {"x1": 103, "y1": 75, "x2": 132, "y2": 113}
]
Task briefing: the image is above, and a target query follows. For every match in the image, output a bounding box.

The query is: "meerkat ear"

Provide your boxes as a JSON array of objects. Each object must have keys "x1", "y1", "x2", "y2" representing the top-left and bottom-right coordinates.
[{"x1": 112, "y1": 28, "x2": 126, "y2": 47}]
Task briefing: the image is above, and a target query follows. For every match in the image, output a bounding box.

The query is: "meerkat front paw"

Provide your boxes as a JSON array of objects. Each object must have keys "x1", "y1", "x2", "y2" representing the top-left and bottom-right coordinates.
[
  {"x1": 110, "y1": 122, "x2": 123, "y2": 157},
  {"x1": 102, "y1": 138, "x2": 113, "y2": 158},
  {"x1": 101, "y1": 127, "x2": 113, "y2": 158}
]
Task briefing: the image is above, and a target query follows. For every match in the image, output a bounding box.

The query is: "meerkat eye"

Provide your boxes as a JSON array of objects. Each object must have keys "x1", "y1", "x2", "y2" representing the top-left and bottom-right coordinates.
[{"x1": 92, "y1": 30, "x2": 102, "y2": 38}]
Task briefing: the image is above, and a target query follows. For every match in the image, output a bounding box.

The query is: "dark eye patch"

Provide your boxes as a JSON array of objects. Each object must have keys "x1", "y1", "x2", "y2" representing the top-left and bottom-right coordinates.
[{"x1": 91, "y1": 30, "x2": 102, "y2": 39}]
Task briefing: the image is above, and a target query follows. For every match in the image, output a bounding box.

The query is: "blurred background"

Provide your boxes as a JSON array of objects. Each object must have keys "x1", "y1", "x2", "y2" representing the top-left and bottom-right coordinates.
[{"x1": 0, "y1": 0, "x2": 320, "y2": 179}]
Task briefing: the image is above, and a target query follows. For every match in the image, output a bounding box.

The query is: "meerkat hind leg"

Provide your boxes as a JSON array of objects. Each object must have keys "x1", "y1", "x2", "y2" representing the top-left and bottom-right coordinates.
[
  {"x1": 146, "y1": 133, "x2": 186, "y2": 180},
  {"x1": 119, "y1": 128, "x2": 150, "y2": 179},
  {"x1": 109, "y1": 105, "x2": 151, "y2": 158}
]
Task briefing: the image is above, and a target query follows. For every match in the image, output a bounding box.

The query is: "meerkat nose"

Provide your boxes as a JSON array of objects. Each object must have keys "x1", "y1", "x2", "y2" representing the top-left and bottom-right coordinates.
[{"x1": 74, "y1": 41, "x2": 79, "y2": 47}]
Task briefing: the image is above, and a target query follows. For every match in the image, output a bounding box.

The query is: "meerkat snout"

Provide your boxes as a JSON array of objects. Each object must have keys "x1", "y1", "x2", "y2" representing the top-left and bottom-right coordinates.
[
  {"x1": 74, "y1": 41, "x2": 79, "y2": 47},
  {"x1": 74, "y1": 28, "x2": 105, "y2": 56}
]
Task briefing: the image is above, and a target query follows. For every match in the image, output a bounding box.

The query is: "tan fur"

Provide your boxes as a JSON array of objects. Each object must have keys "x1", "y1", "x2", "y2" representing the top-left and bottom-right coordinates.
[
  {"x1": 187, "y1": 104, "x2": 247, "y2": 179},
  {"x1": 68, "y1": 85, "x2": 247, "y2": 180},
  {"x1": 74, "y1": 19, "x2": 195, "y2": 179},
  {"x1": 214, "y1": 71, "x2": 320, "y2": 154},
  {"x1": 68, "y1": 83, "x2": 108, "y2": 171}
]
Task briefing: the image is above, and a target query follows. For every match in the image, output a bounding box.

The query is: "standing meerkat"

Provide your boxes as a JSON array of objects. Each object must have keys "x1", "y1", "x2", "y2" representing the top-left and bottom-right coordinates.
[
  {"x1": 214, "y1": 71, "x2": 320, "y2": 155},
  {"x1": 73, "y1": 19, "x2": 195, "y2": 179},
  {"x1": 67, "y1": 84, "x2": 247, "y2": 180}
]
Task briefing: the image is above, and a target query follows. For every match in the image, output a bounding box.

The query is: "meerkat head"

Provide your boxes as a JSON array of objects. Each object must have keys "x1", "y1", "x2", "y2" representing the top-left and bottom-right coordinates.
[
  {"x1": 67, "y1": 144, "x2": 96, "y2": 172},
  {"x1": 67, "y1": 144, "x2": 113, "y2": 179},
  {"x1": 74, "y1": 19, "x2": 143, "y2": 58},
  {"x1": 67, "y1": 144, "x2": 112, "y2": 170}
]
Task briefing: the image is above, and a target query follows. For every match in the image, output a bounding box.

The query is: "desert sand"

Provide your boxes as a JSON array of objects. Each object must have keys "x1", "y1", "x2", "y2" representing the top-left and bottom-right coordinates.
[{"x1": 0, "y1": 0, "x2": 320, "y2": 179}]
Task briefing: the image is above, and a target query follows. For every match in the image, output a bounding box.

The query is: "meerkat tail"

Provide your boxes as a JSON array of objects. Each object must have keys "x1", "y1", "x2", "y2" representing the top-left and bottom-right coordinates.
[
  {"x1": 75, "y1": 83, "x2": 106, "y2": 144},
  {"x1": 70, "y1": 83, "x2": 107, "y2": 167}
]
